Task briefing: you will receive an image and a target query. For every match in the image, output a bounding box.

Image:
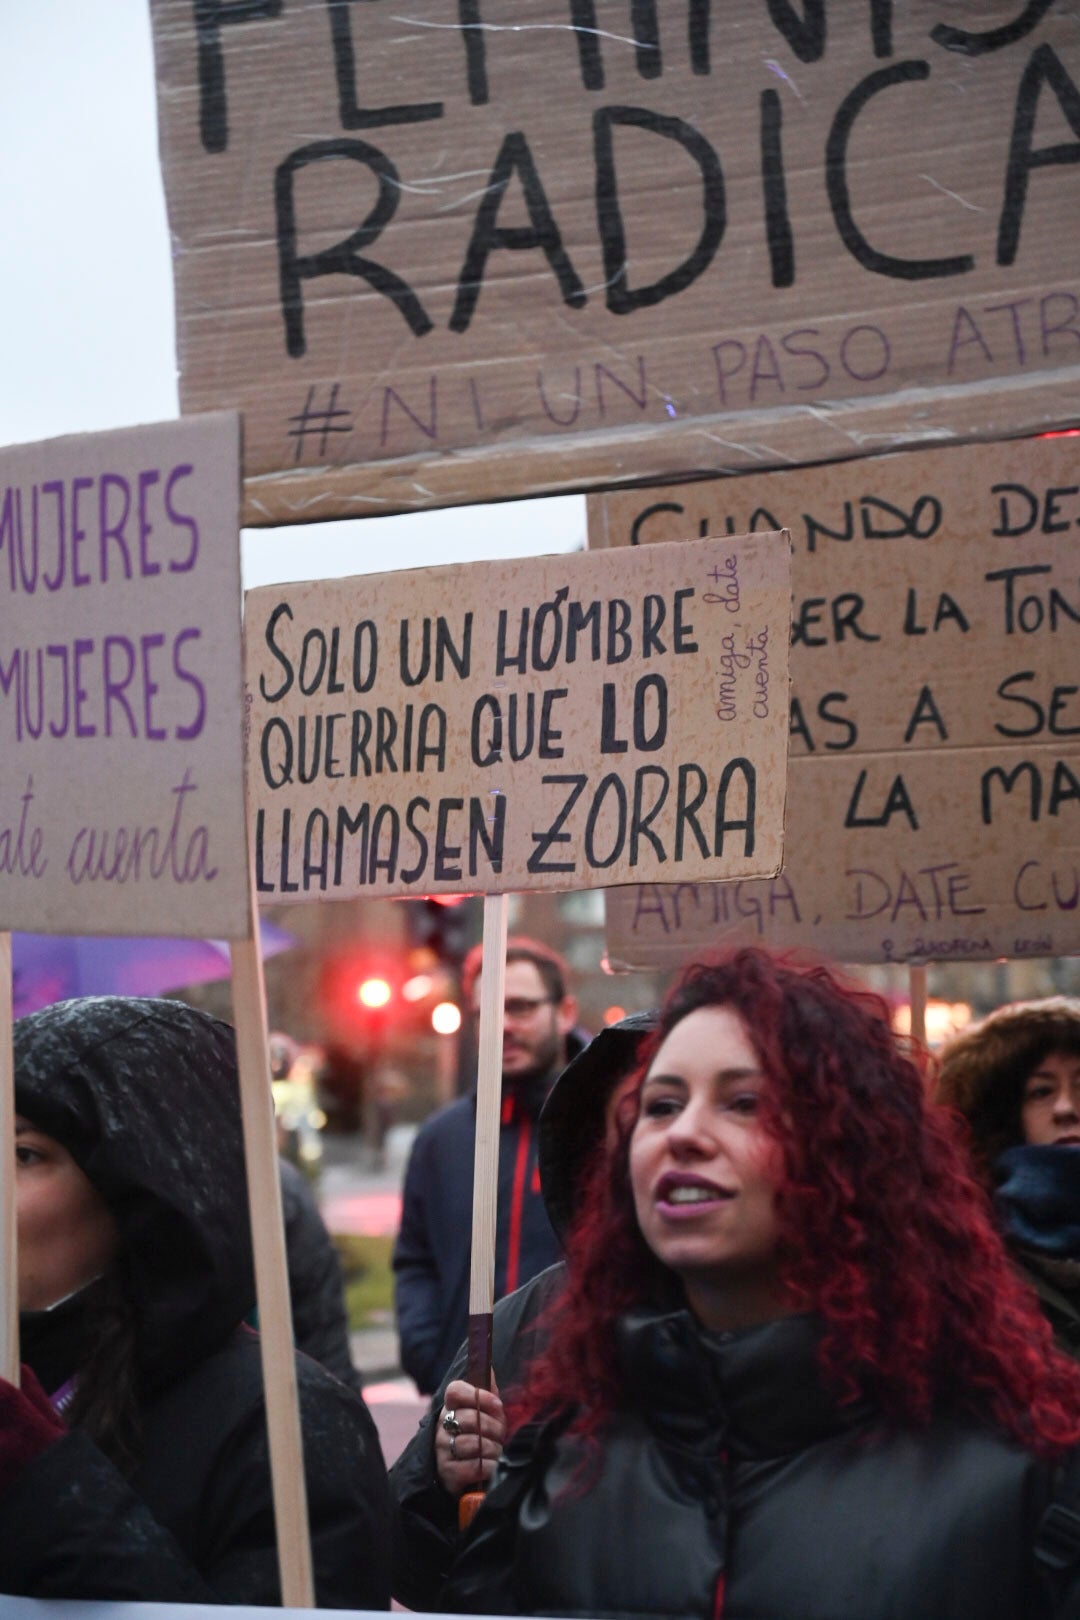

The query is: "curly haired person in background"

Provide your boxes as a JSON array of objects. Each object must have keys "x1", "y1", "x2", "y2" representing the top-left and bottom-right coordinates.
[{"x1": 939, "y1": 997, "x2": 1080, "y2": 1357}]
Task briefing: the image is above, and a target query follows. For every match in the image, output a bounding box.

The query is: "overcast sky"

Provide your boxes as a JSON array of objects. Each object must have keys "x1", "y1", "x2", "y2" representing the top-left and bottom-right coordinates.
[{"x1": 0, "y1": 2, "x2": 585, "y2": 588}]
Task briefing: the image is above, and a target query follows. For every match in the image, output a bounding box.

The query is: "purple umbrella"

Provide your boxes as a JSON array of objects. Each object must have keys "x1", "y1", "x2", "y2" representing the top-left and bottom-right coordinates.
[{"x1": 11, "y1": 921, "x2": 297, "y2": 1017}]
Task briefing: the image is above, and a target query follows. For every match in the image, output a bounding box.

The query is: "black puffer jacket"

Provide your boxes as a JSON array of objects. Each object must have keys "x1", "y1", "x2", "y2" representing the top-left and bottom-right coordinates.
[
  {"x1": 443, "y1": 1310, "x2": 1075, "y2": 1620},
  {"x1": 0, "y1": 996, "x2": 388, "y2": 1606}
]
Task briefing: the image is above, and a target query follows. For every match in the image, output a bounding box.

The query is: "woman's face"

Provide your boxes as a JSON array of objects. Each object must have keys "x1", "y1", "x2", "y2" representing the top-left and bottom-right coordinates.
[
  {"x1": 1020, "y1": 1049, "x2": 1080, "y2": 1147},
  {"x1": 629, "y1": 1005, "x2": 785, "y2": 1330},
  {"x1": 15, "y1": 1117, "x2": 118, "y2": 1311}
]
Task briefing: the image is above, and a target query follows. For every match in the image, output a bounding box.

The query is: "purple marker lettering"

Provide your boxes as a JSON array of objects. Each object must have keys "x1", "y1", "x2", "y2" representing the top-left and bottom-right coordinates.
[
  {"x1": 71, "y1": 477, "x2": 93, "y2": 586},
  {"x1": 41, "y1": 482, "x2": 66, "y2": 592},
  {"x1": 99, "y1": 474, "x2": 133, "y2": 582},
  {"x1": 141, "y1": 633, "x2": 167, "y2": 739},
  {"x1": 103, "y1": 636, "x2": 138, "y2": 738},
  {"x1": 73, "y1": 638, "x2": 96, "y2": 737},
  {"x1": 138, "y1": 469, "x2": 161, "y2": 577},
  {"x1": 165, "y1": 465, "x2": 198, "y2": 573},
  {"x1": 173, "y1": 628, "x2": 206, "y2": 741}
]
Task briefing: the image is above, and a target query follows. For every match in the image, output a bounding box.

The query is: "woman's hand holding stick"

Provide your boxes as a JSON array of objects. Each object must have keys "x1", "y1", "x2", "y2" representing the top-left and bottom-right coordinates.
[{"x1": 435, "y1": 1377, "x2": 506, "y2": 1498}]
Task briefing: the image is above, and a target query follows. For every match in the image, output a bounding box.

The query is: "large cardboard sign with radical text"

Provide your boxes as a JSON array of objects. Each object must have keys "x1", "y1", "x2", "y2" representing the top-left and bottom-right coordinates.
[
  {"x1": 151, "y1": 2, "x2": 1080, "y2": 522},
  {"x1": 246, "y1": 535, "x2": 791, "y2": 899},
  {"x1": 0, "y1": 414, "x2": 249, "y2": 937},
  {"x1": 591, "y1": 435, "x2": 1080, "y2": 966}
]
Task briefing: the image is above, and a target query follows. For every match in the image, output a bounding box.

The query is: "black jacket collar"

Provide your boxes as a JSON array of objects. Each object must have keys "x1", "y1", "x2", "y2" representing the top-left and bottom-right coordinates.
[{"x1": 615, "y1": 1308, "x2": 874, "y2": 1459}]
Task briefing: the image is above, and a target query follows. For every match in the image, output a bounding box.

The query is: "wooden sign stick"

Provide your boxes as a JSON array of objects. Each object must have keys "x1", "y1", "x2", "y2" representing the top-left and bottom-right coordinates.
[
  {"x1": 0, "y1": 933, "x2": 16, "y2": 1384},
  {"x1": 230, "y1": 884, "x2": 315, "y2": 1609},
  {"x1": 909, "y1": 964, "x2": 928, "y2": 1049},
  {"x1": 466, "y1": 892, "x2": 510, "y2": 1392},
  {"x1": 458, "y1": 893, "x2": 509, "y2": 1529}
]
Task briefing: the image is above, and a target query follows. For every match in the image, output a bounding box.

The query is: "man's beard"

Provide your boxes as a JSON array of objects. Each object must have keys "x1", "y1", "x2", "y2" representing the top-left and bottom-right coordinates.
[{"x1": 503, "y1": 1021, "x2": 563, "y2": 1086}]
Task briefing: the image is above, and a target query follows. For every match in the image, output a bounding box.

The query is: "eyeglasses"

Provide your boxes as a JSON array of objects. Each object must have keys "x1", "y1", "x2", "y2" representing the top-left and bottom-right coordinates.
[
  {"x1": 469, "y1": 995, "x2": 555, "y2": 1021},
  {"x1": 503, "y1": 996, "x2": 554, "y2": 1020}
]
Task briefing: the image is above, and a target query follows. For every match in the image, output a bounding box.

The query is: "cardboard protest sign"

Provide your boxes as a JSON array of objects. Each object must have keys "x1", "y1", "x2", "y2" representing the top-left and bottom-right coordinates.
[
  {"x1": 591, "y1": 435, "x2": 1080, "y2": 968},
  {"x1": 0, "y1": 414, "x2": 249, "y2": 937},
  {"x1": 246, "y1": 535, "x2": 792, "y2": 899},
  {"x1": 151, "y1": 3, "x2": 1080, "y2": 522}
]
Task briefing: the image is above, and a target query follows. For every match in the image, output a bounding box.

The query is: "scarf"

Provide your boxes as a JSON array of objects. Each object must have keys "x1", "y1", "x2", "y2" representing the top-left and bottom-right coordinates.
[{"x1": 994, "y1": 1145, "x2": 1080, "y2": 1260}]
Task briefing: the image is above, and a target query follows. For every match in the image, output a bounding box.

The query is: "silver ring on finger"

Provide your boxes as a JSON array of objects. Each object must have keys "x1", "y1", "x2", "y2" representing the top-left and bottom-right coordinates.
[
  {"x1": 449, "y1": 1433, "x2": 458, "y2": 1460},
  {"x1": 442, "y1": 1408, "x2": 461, "y2": 1436}
]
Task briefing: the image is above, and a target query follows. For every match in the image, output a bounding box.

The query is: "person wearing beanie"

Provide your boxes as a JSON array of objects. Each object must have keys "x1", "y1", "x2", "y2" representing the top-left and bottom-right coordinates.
[
  {"x1": 937, "y1": 996, "x2": 1080, "y2": 1356},
  {"x1": 0, "y1": 996, "x2": 390, "y2": 1606},
  {"x1": 389, "y1": 1009, "x2": 656, "y2": 1612}
]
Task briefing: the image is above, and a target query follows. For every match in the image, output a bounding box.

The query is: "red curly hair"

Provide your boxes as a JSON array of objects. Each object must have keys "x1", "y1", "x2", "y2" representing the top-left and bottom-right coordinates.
[{"x1": 511, "y1": 947, "x2": 1080, "y2": 1459}]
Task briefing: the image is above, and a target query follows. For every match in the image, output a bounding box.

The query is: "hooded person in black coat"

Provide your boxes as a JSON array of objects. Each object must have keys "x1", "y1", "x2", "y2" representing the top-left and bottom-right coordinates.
[
  {"x1": 0, "y1": 995, "x2": 389, "y2": 1606},
  {"x1": 278, "y1": 1155, "x2": 363, "y2": 1394}
]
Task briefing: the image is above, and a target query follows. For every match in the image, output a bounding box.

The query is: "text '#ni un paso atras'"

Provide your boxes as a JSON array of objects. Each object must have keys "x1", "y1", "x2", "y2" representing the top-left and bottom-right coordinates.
[{"x1": 253, "y1": 588, "x2": 763, "y2": 893}]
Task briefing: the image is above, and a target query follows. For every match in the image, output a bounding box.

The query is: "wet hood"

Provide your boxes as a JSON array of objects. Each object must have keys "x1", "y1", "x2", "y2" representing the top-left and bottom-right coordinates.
[
  {"x1": 15, "y1": 996, "x2": 255, "y2": 1388},
  {"x1": 537, "y1": 1009, "x2": 657, "y2": 1238}
]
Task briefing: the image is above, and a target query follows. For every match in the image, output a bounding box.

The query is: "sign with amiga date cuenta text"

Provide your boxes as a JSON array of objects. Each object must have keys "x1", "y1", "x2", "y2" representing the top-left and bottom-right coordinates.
[
  {"x1": 0, "y1": 413, "x2": 249, "y2": 938},
  {"x1": 591, "y1": 435, "x2": 1080, "y2": 968},
  {"x1": 246, "y1": 535, "x2": 791, "y2": 899}
]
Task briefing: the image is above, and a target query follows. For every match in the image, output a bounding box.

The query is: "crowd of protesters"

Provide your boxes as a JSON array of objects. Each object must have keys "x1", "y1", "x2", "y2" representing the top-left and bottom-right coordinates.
[{"x1": 3, "y1": 949, "x2": 1080, "y2": 1616}]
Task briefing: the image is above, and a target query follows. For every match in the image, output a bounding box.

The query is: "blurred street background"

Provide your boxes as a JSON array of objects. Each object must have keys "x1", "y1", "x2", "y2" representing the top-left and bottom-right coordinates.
[
  {"x1": 320, "y1": 1125, "x2": 423, "y2": 1466},
  {"x1": 323, "y1": 1127, "x2": 408, "y2": 1380},
  {"x1": 181, "y1": 887, "x2": 1080, "y2": 1467},
  {"x1": 16, "y1": 877, "x2": 1080, "y2": 1470}
]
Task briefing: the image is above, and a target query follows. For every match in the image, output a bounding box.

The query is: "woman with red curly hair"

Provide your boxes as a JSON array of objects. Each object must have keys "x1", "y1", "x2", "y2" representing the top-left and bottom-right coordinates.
[{"x1": 440, "y1": 947, "x2": 1080, "y2": 1620}]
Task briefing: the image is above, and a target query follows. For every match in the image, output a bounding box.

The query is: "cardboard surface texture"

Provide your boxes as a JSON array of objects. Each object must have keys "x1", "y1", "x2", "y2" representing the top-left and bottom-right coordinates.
[
  {"x1": 246, "y1": 534, "x2": 791, "y2": 898},
  {"x1": 591, "y1": 435, "x2": 1080, "y2": 967},
  {"x1": 0, "y1": 414, "x2": 250, "y2": 938},
  {"x1": 150, "y1": 3, "x2": 1080, "y2": 522}
]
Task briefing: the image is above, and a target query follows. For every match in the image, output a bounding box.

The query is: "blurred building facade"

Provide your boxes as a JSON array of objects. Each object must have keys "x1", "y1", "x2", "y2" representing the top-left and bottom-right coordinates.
[{"x1": 185, "y1": 889, "x2": 1080, "y2": 1129}]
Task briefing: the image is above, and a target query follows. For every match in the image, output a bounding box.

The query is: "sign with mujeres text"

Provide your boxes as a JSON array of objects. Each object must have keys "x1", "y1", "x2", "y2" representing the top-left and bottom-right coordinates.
[
  {"x1": 0, "y1": 414, "x2": 249, "y2": 937},
  {"x1": 590, "y1": 434, "x2": 1080, "y2": 967},
  {"x1": 246, "y1": 535, "x2": 792, "y2": 898},
  {"x1": 151, "y1": 2, "x2": 1080, "y2": 522}
]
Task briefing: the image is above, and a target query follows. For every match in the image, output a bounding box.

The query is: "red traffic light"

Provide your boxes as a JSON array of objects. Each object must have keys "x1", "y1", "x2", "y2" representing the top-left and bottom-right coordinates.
[
  {"x1": 356, "y1": 977, "x2": 392, "y2": 1009},
  {"x1": 318, "y1": 952, "x2": 401, "y2": 1042}
]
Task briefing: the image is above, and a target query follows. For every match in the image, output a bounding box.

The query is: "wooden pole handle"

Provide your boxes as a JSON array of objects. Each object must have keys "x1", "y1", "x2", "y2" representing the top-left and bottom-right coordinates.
[
  {"x1": 467, "y1": 893, "x2": 509, "y2": 1388},
  {"x1": 231, "y1": 907, "x2": 315, "y2": 1608},
  {"x1": 458, "y1": 894, "x2": 510, "y2": 1531},
  {"x1": 458, "y1": 1382, "x2": 488, "y2": 1531},
  {"x1": 909, "y1": 963, "x2": 928, "y2": 1048}
]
